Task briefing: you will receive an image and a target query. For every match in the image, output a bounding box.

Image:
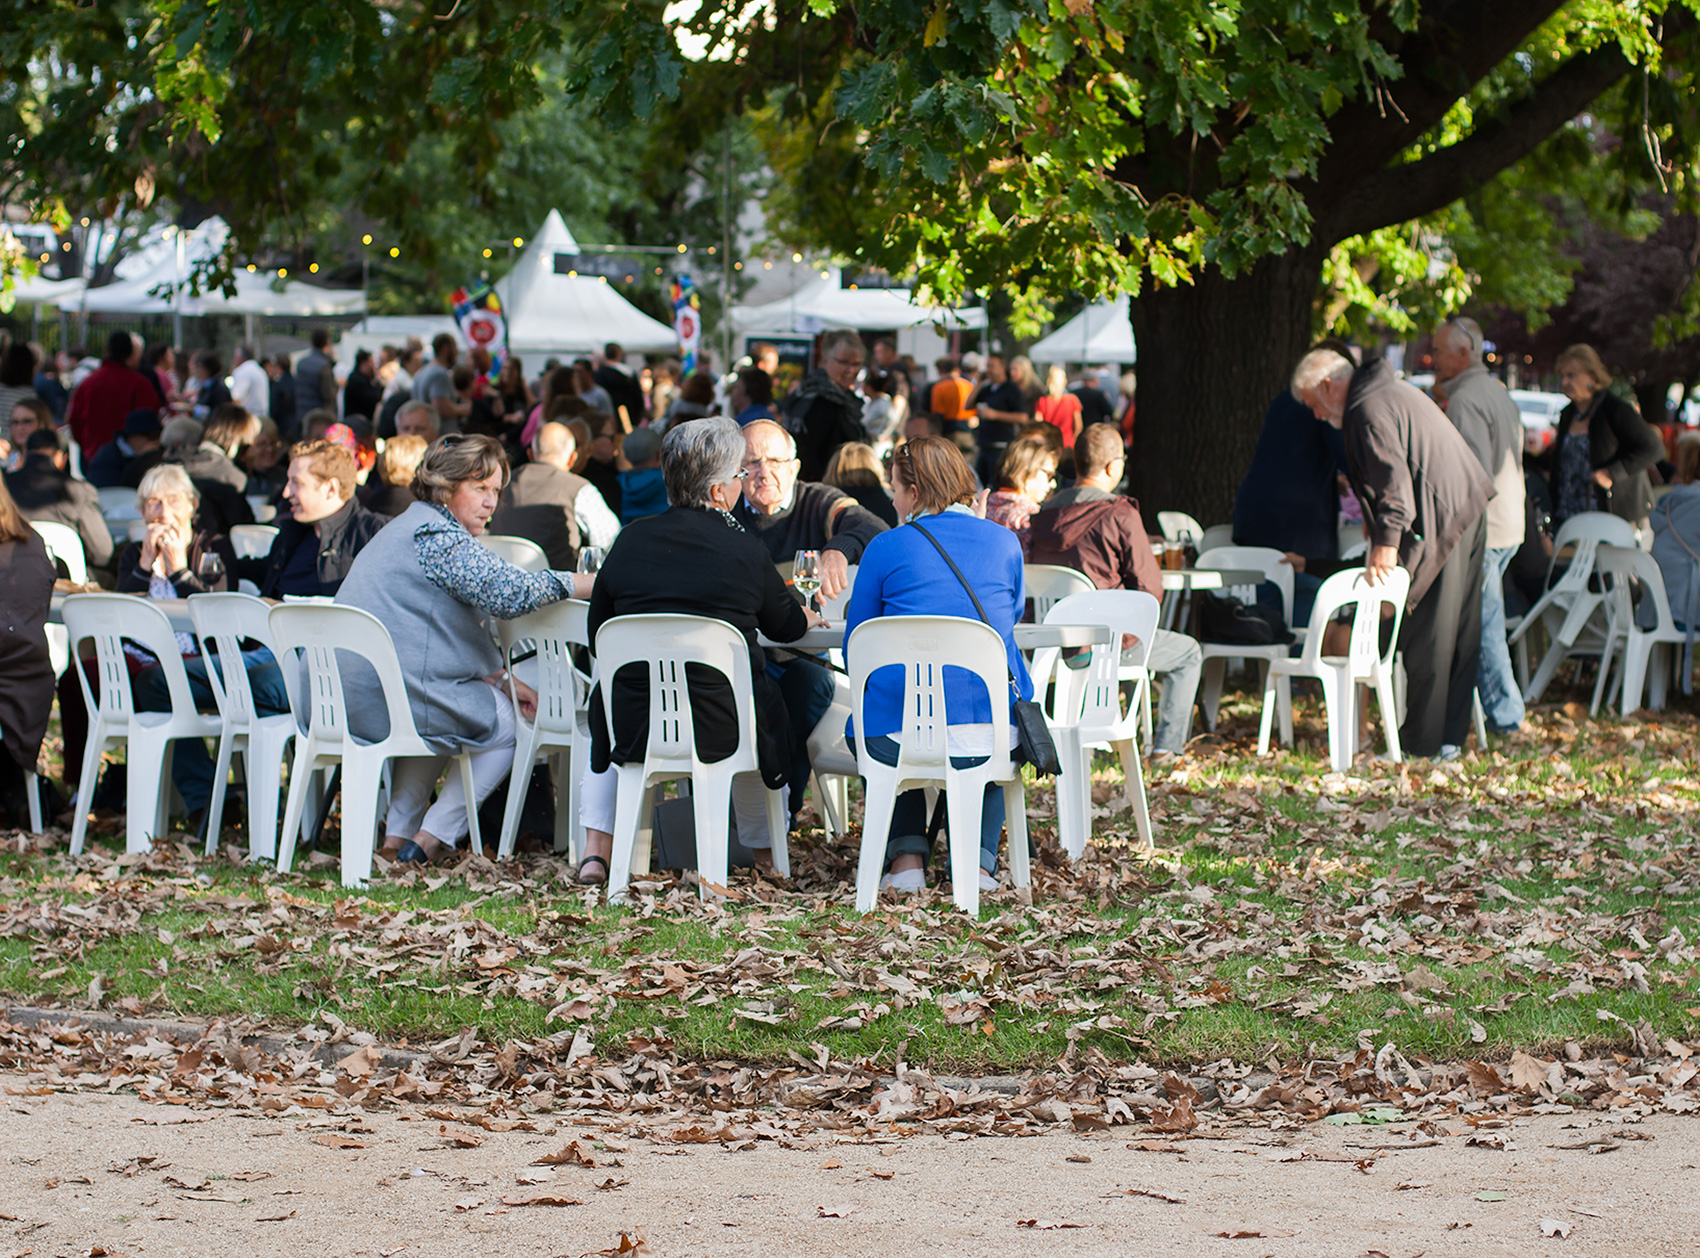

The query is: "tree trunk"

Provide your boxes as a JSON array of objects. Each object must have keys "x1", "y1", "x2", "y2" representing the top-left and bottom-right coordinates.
[
  {"x1": 1633, "y1": 376, "x2": 1674, "y2": 426},
  {"x1": 1127, "y1": 245, "x2": 1328, "y2": 525}
]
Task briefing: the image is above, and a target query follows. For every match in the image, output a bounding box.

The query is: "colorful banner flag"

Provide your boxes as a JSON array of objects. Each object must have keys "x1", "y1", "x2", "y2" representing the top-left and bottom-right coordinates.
[
  {"x1": 671, "y1": 274, "x2": 700, "y2": 374},
  {"x1": 449, "y1": 281, "x2": 508, "y2": 379}
]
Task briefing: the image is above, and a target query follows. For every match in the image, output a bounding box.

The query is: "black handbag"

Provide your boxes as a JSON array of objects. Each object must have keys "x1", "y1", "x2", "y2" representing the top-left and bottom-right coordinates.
[
  {"x1": 910, "y1": 521, "x2": 1064, "y2": 776},
  {"x1": 1196, "y1": 592, "x2": 1293, "y2": 646}
]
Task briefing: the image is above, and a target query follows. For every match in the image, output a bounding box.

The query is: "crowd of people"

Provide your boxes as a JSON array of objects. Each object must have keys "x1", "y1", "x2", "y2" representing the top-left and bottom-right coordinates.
[{"x1": 0, "y1": 311, "x2": 1693, "y2": 892}]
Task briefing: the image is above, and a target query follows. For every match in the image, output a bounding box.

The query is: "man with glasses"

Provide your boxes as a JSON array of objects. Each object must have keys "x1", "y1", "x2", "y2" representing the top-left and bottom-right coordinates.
[
  {"x1": 734, "y1": 417, "x2": 888, "y2": 821},
  {"x1": 780, "y1": 329, "x2": 869, "y2": 480}
]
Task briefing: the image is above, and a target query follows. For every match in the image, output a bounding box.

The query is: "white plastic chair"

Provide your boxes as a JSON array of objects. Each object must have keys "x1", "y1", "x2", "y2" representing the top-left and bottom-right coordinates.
[
  {"x1": 31, "y1": 520, "x2": 87, "y2": 583},
  {"x1": 595, "y1": 613, "x2": 790, "y2": 903},
  {"x1": 269, "y1": 603, "x2": 482, "y2": 888},
  {"x1": 479, "y1": 534, "x2": 550, "y2": 572},
  {"x1": 495, "y1": 599, "x2": 591, "y2": 860},
  {"x1": 1593, "y1": 545, "x2": 1693, "y2": 716},
  {"x1": 1509, "y1": 512, "x2": 1636, "y2": 703},
  {"x1": 32, "y1": 521, "x2": 85, "y2": 677},
  {"x1": 1157, "y1": 512, "x2": 1203, "y2": 547},
  {"x1": 1031, "y1": 591, "x2": 1160, "y2": 856},
  {"x1": 61, "y1": 594, "x2": 224, "y2": 855},
  {"x1": 187, "y1": 593, "x2": 297, "y2": 860},
  {"x1": 1195, "y1": 546, "x2": 1296, "y2": 732},
  {"x1": 847, "y1": 615, "x2": 1030, "y2": 915},
  {"x1": 1265, "y1": 567, "x2": 1410, "y2": 771},
  {"x1": 1338, "y1": 522, "x2": 1365, "y2": 558},
  {"x1": 1023, "y1": 563, "x2": 1095, "y2": 622},
  {"x1": 246, "y1": 494, "x2": 277, "y2": 523},
  {"x1": 229, "y1": 524, "x2": 279, "y2": 561},
  {"x1": 806, "y1": 673, "x2": 857, "y2": 839},
  {"x1": 1197, "y1": 523, "x2": 1236, "y2": 555}
]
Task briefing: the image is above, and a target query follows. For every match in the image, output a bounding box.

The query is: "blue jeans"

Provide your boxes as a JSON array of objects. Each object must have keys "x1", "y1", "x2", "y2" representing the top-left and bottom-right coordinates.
[
  {"x1": 132, "y1": 649, "x2": 290, "y2": 812},
  {"x1": 1478, "y1": 545, "x2": 1524, "y2": 731},
  {"x1": 769, "y1": 654, "x2": 836, "y2": 816},
  {"x1": 863, "y1": 734, "x2": 1004, "y2": 874}
]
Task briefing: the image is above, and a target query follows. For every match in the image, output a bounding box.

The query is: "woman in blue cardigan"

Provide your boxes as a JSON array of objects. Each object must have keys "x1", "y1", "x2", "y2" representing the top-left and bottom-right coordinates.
[{"x1": 843, "y1": 435, "x2": 1033, "y2": 894}]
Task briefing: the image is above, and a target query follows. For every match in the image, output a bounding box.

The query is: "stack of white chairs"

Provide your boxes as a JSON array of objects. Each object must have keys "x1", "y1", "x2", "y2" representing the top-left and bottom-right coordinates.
[
  {"x1": 269, "y1": 603, "x2": 482, "y2": 888},
  {"x1": 847, "y1": 615, "x2": 1030, "y2": 915},
  {"x1": 495, "y1": 598, "x2": 592, "y2": 860},
  {"x1": 1030, "y1": 591, "x2": 1160, "y2": 856},
  {"x1": 1509, "y1": 512, "x2": 1636, "y2": 703},
  {"x1": 1263, "y1": 568, "x2": 1410, "y2": 771},
  {"x1": 1023, "y1": 563, "x2": 1095, "y2": 623},
  {"x1": 1592, "y1": 544, "x2": 1694, "y2": 717},
  {"x1": 61, "y1": 594, "x2": 224, "y2": 855},
  {"x1": 187, "y1": 593, "x2": 298, "y2": 860},
  {"x1": 596, "y1": 613, "x2": 790, "y2": 902},
  {"x1": 1195, "y1": 545, "x2": 1297, "y2": 733},
  {"x1": 479, "y1": 534, "x2": 551, "y2": 572}
]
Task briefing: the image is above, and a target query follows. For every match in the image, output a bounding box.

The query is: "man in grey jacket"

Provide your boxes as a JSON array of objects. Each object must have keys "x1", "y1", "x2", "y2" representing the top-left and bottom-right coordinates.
[
  {"x1": 1434, "y1": 316, "x2": 1526, "y2": 733},
  {"x1": 1293, "y1": 348, "x2": 1492, "y2": 760}
]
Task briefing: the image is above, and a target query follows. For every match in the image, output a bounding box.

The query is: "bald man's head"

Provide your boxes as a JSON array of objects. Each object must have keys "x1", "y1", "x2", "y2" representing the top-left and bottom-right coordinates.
[{"x1": 533, "y1": 421, "x2": 577, "y2": 468}]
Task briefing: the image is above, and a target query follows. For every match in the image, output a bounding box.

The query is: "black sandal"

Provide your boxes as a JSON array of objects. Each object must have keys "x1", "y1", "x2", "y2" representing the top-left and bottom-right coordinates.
[{"x1": 576, "y1": 854, "x2": 609, "y2": 886}]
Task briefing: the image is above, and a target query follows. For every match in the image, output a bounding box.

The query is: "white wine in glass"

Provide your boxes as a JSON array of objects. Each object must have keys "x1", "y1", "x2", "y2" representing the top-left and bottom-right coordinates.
[{"x1": 793, "y1": 549, "x2": 821, "y2": 612}]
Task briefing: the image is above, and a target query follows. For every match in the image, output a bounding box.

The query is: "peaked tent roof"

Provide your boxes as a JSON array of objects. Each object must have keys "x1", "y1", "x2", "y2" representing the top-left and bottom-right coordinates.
[
  {"x1": 1028, "y1": 296, "x2": 1136, "y2": 364},
  {"x1": 492, "y1": 209, "x2": 679, "y2": 357},
  {"x1": 731, "y1": 269, "x2": 986, "y2": 334}
]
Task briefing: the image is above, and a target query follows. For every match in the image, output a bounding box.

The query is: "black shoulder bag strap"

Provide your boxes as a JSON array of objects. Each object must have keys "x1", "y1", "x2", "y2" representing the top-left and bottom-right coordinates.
[{"x1": 909, "y1": 520, "x2": 1062, "y2": 775}]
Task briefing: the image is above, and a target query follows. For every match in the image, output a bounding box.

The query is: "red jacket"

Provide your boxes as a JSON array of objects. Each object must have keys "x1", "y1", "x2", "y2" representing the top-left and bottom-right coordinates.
[
  {"x1": 66, "y1": 363, "x2": 162, "y2": 456},
  {"x1": 1026, "y1": 485, "x2": 1163, "y2": 597}
]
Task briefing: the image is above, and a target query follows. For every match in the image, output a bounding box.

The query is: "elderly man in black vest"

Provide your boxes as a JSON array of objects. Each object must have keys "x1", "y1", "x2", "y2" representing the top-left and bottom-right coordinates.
[
  {"x1": 488, "y1": 421, "x2": 622, "y2": 569},
  {"x1": 1292, "y1": 348, "x2": 1492, "y2": 761}
]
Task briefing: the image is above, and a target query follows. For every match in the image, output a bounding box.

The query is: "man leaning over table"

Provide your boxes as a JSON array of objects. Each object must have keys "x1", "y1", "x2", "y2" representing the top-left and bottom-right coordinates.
[
  {"x1": 732, "y1": 418, "x2": 888, "y2": 820},
  {"x1": 1026, "y1": 423, "x2": 1203, "y2": 758}
]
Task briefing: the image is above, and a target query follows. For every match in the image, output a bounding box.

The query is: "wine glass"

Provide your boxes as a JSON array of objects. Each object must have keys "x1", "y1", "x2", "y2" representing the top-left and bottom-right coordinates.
[
  {"x1": 576, "y1": 547, "x2": 605, "y2": 576},
  {"x1": 197, "y1": 552, "x2": 225, "y2": 587},
  {"x1": 793, "y1": 550, "x2": 822, "y2": 613}
]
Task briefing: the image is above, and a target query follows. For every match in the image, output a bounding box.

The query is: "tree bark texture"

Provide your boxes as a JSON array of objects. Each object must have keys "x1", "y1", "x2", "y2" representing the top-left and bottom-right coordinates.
[{"x1": 1127, "y1": 245, "x2": 1328, "y2": 526}]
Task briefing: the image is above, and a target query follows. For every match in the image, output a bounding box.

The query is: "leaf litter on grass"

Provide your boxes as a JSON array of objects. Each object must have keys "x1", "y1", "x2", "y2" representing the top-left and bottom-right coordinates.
[{"x1": 3, "y1": 701, "x2": 1700, "y2": 1145}]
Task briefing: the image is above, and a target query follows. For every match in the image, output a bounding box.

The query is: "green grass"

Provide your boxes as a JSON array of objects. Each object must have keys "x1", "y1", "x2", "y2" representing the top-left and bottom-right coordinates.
[{"x1": 6, "y1": 676, "x2": 1700, "y2": 1073}]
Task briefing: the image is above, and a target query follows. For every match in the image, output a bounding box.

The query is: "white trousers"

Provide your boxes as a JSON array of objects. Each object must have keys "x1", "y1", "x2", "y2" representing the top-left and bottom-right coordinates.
[
  {"x1": 578, "y1": 763, "x2": 775, "y2": 848},
  {"x1": 385, "y1": 691, "x2": 517, "y2": 845}
]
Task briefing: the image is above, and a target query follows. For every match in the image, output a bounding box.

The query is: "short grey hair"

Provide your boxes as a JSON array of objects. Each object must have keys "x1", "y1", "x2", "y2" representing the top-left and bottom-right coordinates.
[
  {"x1": 396, "y1": 400, "x2": 439, "y2": 437},
  {"x1": 136, "y1": 461, "x2": 199, "y2": 510},
  {"x1": 1437, "y1": 316, "x2": 1484, "y2": 359},
  {"x1": 161, "y1": 416, "x2": 203, "y2": 452},
  {"x1": 742, "y1": 416, "x2": 797, "y2": 460},
  {"x1": 663, "y1": 416, "x2": 744, "y2": 508},
  {"x1": 819, "y1": 328, "x2": 865, "y2": 363},
  {"x1": 1290, "y1": 349, "x2": 1354, "y2": 403}
]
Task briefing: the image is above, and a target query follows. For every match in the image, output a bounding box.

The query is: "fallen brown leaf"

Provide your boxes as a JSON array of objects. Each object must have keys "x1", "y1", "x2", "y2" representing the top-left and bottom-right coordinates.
[
  {"x1": 533, "y1": 1140, "x2": 597, "y2": 1166},
  {"x1": 311, "y1": 1133, "x2": 368, "y2": 1149},
  {"x1": 500, "y1": 1194, "x2": 583, "y2": 1207},
  {"x1": 1017, "y1": 1219, "x2": 1087, "y2": 1230}
]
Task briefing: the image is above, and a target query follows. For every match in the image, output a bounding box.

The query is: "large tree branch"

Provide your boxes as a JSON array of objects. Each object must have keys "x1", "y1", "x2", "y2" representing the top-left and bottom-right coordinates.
[{"x1": 1321, "y1": 39, "x2": 1634, "y2": 242}]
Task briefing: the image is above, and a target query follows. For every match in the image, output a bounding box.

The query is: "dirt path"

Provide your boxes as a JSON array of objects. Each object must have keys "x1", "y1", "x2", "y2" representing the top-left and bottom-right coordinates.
[{"x1": 2, "y1": 1075, "x2": 1694, "y2": 1258}]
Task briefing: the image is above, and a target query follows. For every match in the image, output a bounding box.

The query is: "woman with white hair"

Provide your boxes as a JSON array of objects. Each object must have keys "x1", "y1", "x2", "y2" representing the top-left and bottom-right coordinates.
[{"x1": 575, "y1": 416, "x2": 825, "y2": 885}]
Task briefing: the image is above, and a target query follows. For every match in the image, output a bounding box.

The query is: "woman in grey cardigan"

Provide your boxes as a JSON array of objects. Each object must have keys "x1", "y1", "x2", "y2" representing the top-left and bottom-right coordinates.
[{"x1": 336, "y1": 434, "x2": 593, "y2": 867}]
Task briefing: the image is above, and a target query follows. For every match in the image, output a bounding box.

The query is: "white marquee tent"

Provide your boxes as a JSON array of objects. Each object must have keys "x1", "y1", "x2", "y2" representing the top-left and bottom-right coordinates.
[
  {"x1": 72, "y1": 218, "x2": 364, "y2": 317},
  {"x1": 492, "y1": 209, "x2": 678, "y2": 358},
  {"x1": 731, "y1": 269, "x2": 986, "y2": 336},
  {"x1": 1028, "y1": 296, "x2": 1136, "y2": 364}
]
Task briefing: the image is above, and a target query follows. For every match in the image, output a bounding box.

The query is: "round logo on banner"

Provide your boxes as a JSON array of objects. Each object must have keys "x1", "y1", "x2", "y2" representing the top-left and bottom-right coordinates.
[
  {"x1": 465, "y1": 310, "x2": 501, "y2": 346},
  {"x1": 677, "y1": 311, "x2": 698, "y2": 342}
]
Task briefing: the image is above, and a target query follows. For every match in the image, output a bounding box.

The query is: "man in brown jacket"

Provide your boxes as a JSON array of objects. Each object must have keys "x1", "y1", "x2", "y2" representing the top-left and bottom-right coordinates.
[
  {"x1": 1027, "y1": 424, "x2": 1202, "y2": 755},
  {"x1": 488, "y1": 421, "x2": 621, "y2": 569},
  {"x1": 1292, "y1": 349, "x2": 1492, "y2": 759}
]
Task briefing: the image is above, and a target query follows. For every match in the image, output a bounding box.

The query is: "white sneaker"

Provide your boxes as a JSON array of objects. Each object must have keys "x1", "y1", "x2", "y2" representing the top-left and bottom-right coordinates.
[
  {"x1": 880, "y1": 868, "x2": 927, "y2": 893},
  {"x1": 978, "y1": 870, "x2": 998, "y2": 893},
  {"x1": 1435, "y1": 744, "x2": 1463, "y2": 762}
]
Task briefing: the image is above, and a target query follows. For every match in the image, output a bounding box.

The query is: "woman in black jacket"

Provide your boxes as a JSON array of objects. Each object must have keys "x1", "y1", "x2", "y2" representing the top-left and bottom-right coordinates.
[
  {"x1": 576, "y1": 417, "x2": 823, "y2": 885},
  {"x1": 1545, "y1": 344, "x2": 1664, "y2": 530},
  {"x1": 0, "y1": 476, "x2": 55, "y2": 828}
]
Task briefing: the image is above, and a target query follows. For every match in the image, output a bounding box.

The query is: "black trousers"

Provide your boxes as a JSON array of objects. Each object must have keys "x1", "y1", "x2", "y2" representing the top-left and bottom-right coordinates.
[{"x1": 1398, "y1": 515, "x2": 1486, "y2": 756}]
